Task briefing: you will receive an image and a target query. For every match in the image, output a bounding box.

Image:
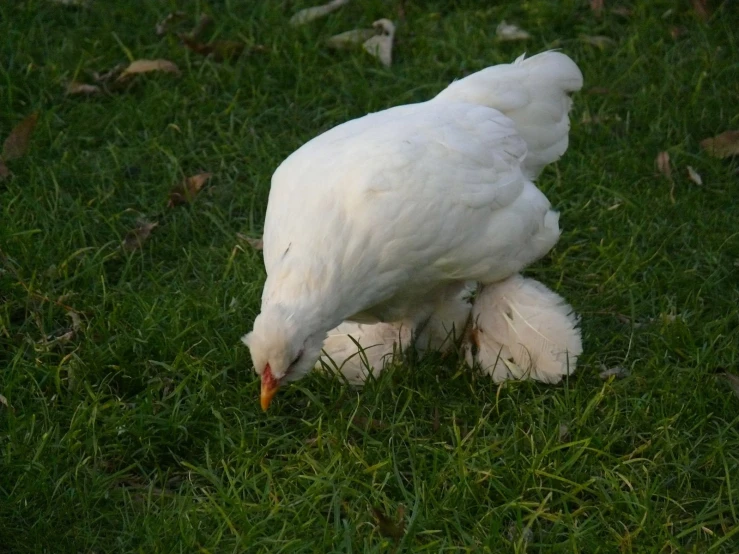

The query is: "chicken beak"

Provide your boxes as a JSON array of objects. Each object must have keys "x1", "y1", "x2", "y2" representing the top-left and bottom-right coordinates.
[{"x1": 260, "y1": 364, "x2": 280, "y2": 411}]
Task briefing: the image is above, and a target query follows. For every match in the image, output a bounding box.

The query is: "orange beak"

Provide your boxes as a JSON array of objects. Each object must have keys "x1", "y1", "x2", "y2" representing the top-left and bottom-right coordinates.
[{"x1": 260, "y1": 364, "x2": 280, "y2": 411}]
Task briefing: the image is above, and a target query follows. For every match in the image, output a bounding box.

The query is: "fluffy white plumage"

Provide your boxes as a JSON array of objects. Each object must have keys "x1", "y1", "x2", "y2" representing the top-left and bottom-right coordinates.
[
  {"x1": 464, "y1": 275, "x2": 582, "y2": 383},
  {"x1": 243, "y1": 51, "x2": 584, "y2": 403}
]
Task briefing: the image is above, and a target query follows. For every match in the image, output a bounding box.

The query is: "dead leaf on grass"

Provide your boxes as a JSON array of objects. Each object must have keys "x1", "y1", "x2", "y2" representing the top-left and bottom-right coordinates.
[
  {"x1": 123, "y1": 220, "x2": 158, "y2": 251},
  {"x1": 691, "y1": 0, "x2": 710, "y2": 21},
  {"x1": 2, "y1": 112, "x2": 39, "y2": 162},
  {"x1": 580, "y1": 35, "x2": 616, "y2": 48},
  {"x1": 67, "y1": 309, "x2": 82, "y2": 332},
  {"x1": 66, "y1": 81, "x2": 101, "y2": 95},
  {"x1": 168, "y1": 172, "x2": 212, "y2": 207},
  {"x1": 156, "y1": 11, "x2": 187, "y2": 36},
  {"x1": 372, "y1": 505, "x2": 405, "y2": 540},
  {"x1": 686, "y1": 165, "x2": 703, "y2": 185},
  {"x1": 189, "y1": 13, "x2": 214, "y2": 38},
  {"x1": 655, "y1": 151, "x2": 672, "y2": 179},
  {"x1": 721, "y1": 372, "x2": 739, "y2": 399},
  {"x1": 496, "y1": 21, "x2": 530, "y2": 41},
  {"x1": 326, "y1": 28, "x2": 376, "y2": 50},
  {"x1": 590, "y1": 0, "x2": 604, "y2": 17},
  {"x1": 115, "y1": 59, "x2": 181, "y2": 83},
  {"x1": 362, "y1": 19, "x2": 395, "y2": 67},
  {"x1": 289, "y1": 0, "x2": 351, "y2": 26},
  {"x1": 180, "y1": 36, "x2": 250, "y2": 62},
  {"x1": 236, "y1": 233, "x2": 263, "y2": 251},
  {"x1": 700, "y1": 131, "x2": 739, "y2": 159}
]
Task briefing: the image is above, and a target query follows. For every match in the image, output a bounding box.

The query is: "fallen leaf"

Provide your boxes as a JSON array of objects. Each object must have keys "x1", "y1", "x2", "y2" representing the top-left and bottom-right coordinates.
[
  {"x1": 66, "y1": 81, "x2": 101, "y2": 95},
  {"x1": 722, "y1": 373, "x2": 739, "y2": 399},
  {"x1": 326, "y1": 28, "x2": 376, "y2": 50},
  {"x1": 168, "y1": 172, "x2": 212, "y2": 207},
  {"x1": 692, "y1": 0, "x2": 710, "y2": 21},
  {"x1": 700, "y1": 131, "x2": 739, "y2": 159},
  {"x1": 115, "y1": 59, "x2": 181, "y2": 83},
  {"x1": 155, "y1": 11, "x2": 186, "y2": 36},
  {"x1": 580, "y1": 35, "x2": 616, "y2": 48},
  {"x1": 2, "y1": 113, "x2": 39, "y2": 161},
  {"x1": 180, "y1": 36, "x2": 251, "y2": 62},
  {"x1": 656, "y1": 151, "x2": 672, "y2": 179},
  {"x1": 372, "y1": 505, "x2": 405, "y2": 540},
  {"x1": 189, "y1": 13, "x2": 214, "y2": 38},
  {"x1": 686, "y1": 166, "x2": 703, "y2": 185},
  {"x1": 590, "y1": 0, "x2": 604, "y2": 17},
  {"x1": 289, "y1": 0, "x2": 350, "y2": 26},
  {"x1": 66, "y1": 309, "x2": 82, "y2": 332},
  {"x1": 599, "y1": 364, "x2": 630, "y2": 380},
  {"x1": 123, "y1": 220, "x2": 158, "y2": 251},
  {"x1": 496, "y1": 21, "x2": 530, "y2": 41},
  {"x1": 363, "y1": 19, "x2": 395, "y2": 67},
  {"x1": 236, "y1": 233, "x2": 263, "y2": 251}
]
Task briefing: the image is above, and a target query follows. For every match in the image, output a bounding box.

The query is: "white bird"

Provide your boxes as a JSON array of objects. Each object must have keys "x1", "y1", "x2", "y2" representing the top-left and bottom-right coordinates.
[
  {"x1": 464, "y1": 274, "x2": 582, "y2": 383},
  {"x1": 242, "y1": 51, "x2": 584, "y2": 410}
]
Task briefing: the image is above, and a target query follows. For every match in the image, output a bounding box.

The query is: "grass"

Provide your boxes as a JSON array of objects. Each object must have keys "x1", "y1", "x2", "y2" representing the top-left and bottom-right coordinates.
[{"x1": 1, "y1": 0, "x2": 738, "y2": 551}]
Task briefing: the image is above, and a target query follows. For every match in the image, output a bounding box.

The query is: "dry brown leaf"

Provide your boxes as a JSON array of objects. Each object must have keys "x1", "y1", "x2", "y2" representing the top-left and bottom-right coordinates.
[
  {"x1": 123, "y1": 220, "x2": 158, "y2": 252},
  {"x1": 686, "y1": 166, "x2": 703, "y2": 185},
  {"x1": 692, "y1": 0, "x2": 710, "y2": 21},
  {"x1": 496, "y1": 21, "x2": 530, "y2": 41},
  {"x1": 580, "y1": 35, "x2": 616, "y2": 48},
  {"x1": 326, "y1": 29, "x2": 376, "y2": 50},
  {"x1": 156, "y1": 11, "x2": 187, "y2": 36},
  {"x1": 67, "y1": 309, "x2": 82, "y2": 332},
  {"x1": 372, "y1": 505, "x2": 405, "y2": 540},
  {"x1": 236, "y1": 233, "x2": 263, "y2": 251},
  {"x1": 700, "y1": 131, "x2": 739, "y2": 159},
  {"x1": 363, "y1": 19, "x2": 395, "y2": 67},
  {"x1": 0, "y1": 161, "x2": 10, "y2": 182},
  {"x1": 2, "y1": 113, "x2": 39, "y2": 162},
  {"x1": 722, "y1": 373, "x2": 739, "y2": 399},
  {"x1": 289, "y1": 0, "x2": 351, "y2": 26},
  {"x1": 189, "y1": 13, "x2": 214, "y2": 38},
  {"x1": 656, "y1": 151, "x2": 672, "y2": 179},
  {"x1": 168, "y1": 172, "x2": 212, "y2": 207},
  {"x1": 116, "y1": 59, "x2": 181, "y2": 83},
  {"x1": 66, "y1": 81, "x2": 101, "y2": 95},
  {"x1": 180, "y1": 36, "x2": 251, "y2": 62},
  {"x1": 590, "y1": 0, "x2": 604, "y2": 17}
]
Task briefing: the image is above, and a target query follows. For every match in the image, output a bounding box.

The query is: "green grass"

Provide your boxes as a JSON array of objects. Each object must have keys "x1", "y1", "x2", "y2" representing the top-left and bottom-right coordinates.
[{"x1": 1, "y1": 0, "x2": 738, "y2": 552}]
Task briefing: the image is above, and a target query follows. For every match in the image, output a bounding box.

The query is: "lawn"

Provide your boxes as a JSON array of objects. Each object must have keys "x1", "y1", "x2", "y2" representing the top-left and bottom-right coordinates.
[{"x1": 1, "y1": 0, "x2": 738, "y2": 552}]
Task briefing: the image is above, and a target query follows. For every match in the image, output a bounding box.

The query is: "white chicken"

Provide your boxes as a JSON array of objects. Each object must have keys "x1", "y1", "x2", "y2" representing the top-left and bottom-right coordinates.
[{"x1": 243, "y1": 51, "x2": 584, "y2": 410}]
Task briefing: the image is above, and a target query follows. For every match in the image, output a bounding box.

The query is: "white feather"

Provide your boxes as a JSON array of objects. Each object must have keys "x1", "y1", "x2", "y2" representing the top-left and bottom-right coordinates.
[
  {"x1": 315, "y1": 321, "x2": 411, "y2": 385},
  {"x1": 465, "y1": 274, "x2": 582, "y2": 383}
]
